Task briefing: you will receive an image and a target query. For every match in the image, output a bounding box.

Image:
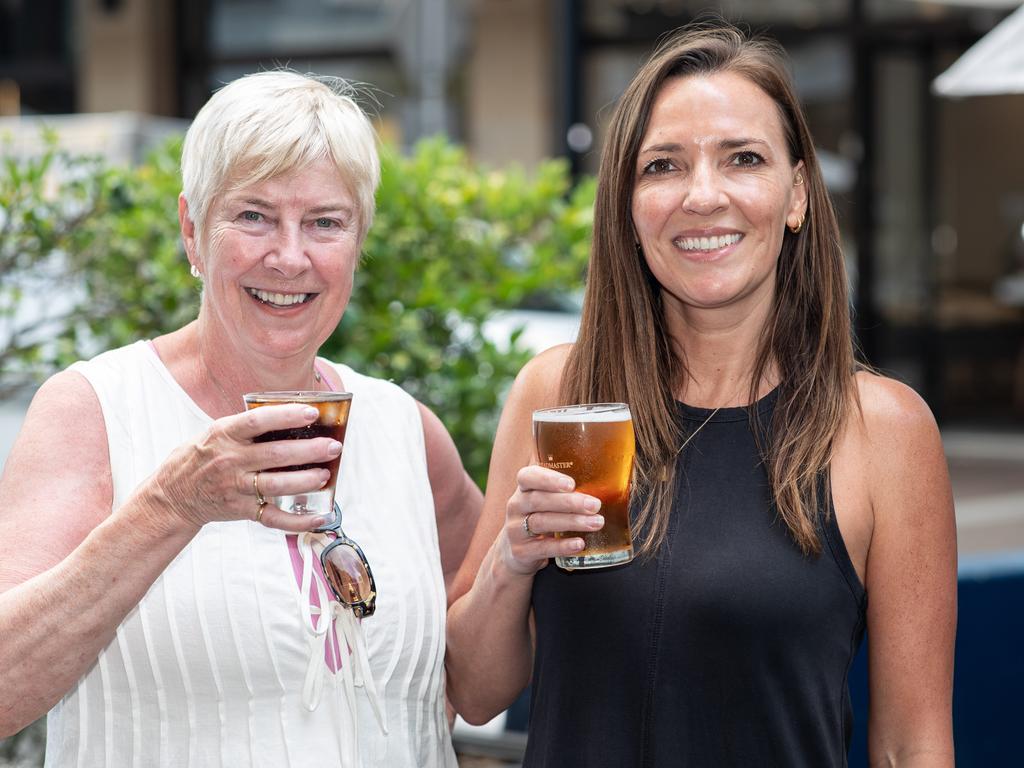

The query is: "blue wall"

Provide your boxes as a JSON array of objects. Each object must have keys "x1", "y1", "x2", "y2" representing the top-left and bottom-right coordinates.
[{"x1": 848, "y1": 550, "x2": 1024, "y2": 767}]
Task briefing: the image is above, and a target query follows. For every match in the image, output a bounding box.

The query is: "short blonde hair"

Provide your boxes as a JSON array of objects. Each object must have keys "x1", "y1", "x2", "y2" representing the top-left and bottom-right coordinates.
[{"x1": 181, "y1": 70, "x2": 380, "y2": 245}]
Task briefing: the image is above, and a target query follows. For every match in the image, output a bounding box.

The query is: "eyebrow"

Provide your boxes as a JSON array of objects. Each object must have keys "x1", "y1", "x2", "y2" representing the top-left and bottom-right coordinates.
[
  {"x1": 638, "y1": 138, "x2": 771, "y2": 155},
  {"x1": 720, "y1": 138, "x2": 769, "y2": 150},
  {"x1": 239, "y1": 197, "x2": 354, "y2": 215}
]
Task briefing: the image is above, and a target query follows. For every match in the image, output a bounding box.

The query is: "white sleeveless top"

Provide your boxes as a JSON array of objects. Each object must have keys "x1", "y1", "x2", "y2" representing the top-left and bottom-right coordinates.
[{"x1": 46, "y1": 341, "x2": 456, "y2": 768}]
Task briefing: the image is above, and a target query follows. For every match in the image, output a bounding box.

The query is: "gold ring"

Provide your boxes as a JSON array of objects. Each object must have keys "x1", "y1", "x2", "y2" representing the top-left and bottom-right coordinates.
[
  {"x1": 256, "y1": 500, "x2": 267, "y2": 523},
  {"x1": 253, "y1": 471, "x2": 266, "y2": 505},
  {"x1": 522, "y1": 513, "x2": 537, "y2": 538}
]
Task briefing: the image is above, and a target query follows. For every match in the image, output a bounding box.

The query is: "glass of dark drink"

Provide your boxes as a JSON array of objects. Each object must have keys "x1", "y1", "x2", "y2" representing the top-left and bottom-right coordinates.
[
  {"x1": 242, "y1": 391, "x2": 353, "y2": 517},
  {"x1": 532, "y1": 403, "x2": 636, "y2": 570}
]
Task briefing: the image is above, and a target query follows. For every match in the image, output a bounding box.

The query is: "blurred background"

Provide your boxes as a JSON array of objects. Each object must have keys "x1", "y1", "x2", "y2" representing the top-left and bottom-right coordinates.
[{"x1": 1, "y1": 1, "x2": 1023, "y2": 766}]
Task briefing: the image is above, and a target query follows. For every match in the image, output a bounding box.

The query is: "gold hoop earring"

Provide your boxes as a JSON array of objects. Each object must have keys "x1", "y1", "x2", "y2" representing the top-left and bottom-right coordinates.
[
  {"x1": 794, "y1": 174, "x2": 804, "y2": 186},
  {"x1": 789, "y1": 214, "x2": 805, "y2": 234}
]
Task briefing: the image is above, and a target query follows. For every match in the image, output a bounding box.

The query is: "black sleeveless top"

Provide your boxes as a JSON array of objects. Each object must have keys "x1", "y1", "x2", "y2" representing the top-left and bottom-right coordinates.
[{"x1": 525, "y1": 391, "x2": 867, "y2": 767}]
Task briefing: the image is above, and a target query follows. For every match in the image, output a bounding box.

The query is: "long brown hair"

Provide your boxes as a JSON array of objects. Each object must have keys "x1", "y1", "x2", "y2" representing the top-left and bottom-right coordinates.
[{"x1": 560, "y1": 23, "x2": 858, "y2": 556}]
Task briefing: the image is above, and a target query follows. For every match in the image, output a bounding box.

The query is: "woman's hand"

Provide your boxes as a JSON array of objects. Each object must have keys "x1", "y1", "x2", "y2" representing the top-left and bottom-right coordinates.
[
  {"x1": 148, "y1": 403, "x2": 342, "y2": 533},
  {"x1": 498, "y1": 464, "x2": 605, "y2": 576}
]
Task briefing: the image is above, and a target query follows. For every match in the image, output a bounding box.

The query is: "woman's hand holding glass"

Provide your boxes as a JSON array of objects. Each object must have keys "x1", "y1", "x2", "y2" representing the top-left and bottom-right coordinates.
[
  {"x1": 500, "y1": 464, "x2": 605, "y2": 576},
  {"x1": 151, "y1": 403, "x2": 343, "y2": 533}
]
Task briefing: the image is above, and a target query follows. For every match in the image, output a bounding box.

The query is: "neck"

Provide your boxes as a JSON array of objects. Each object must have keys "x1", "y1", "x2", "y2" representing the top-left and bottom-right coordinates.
[
  {"x1": 177, "y1": 318, "x2": 322, "y2": 418},
  {"x1": 661, "y1": 291, "x2": 778, "y2": 408}
]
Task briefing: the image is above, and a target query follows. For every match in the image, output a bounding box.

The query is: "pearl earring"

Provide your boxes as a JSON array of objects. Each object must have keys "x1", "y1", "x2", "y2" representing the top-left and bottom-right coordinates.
[{"x1": 190, "y1": 264, "x2": 201, "y2": 279}]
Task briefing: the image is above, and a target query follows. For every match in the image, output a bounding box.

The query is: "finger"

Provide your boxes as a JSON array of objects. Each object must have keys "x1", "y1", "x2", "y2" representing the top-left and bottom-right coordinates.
[
  {"x1": 522, "y1": 511, "x2": 604, "y2": 537},
  {"x1": 503, "y1": 529, "x2": 587, "y2": 575},
  {"x1": 226, "y1": 404, "x2": 322, "y2": 441},
  {"x1": 257, "y1": 504, "x2": 329, "y2": 533},
  {"x1": 250, "y1": 437, "x2": 343, "y2": 473},
  {"x1": 253, "y1": 468, "x2": 331, "y2": 498},
  {"x1": 514, "y1": 488, "x2": 602, "y2": 516},
  {"x1": 516, "y1": 465, "x2": 576, "y2": 493}
]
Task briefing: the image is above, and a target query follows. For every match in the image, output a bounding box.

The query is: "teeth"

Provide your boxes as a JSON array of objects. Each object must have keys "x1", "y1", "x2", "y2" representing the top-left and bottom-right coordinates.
[
  {"x1": 674, "y1": 233, "x2": 742, "y2": 251},
  {"x1": 249, "y1": 288, "x2": 309, "y2": 306}
]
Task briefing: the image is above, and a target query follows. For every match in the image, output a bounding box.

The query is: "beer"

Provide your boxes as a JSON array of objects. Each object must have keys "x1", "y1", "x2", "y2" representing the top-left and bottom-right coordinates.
[
  {"x1": 243, "y1": 391, "x2": 352, "y2": 516},
  {"x1": 533, "y1": 403, "x2": 635, "y2": 570}
]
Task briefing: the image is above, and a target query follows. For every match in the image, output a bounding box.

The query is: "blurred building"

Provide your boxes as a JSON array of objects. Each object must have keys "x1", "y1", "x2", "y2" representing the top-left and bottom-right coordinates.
[{"x1": 2, "y1": 0, "x2": 1023, "y2": 426}]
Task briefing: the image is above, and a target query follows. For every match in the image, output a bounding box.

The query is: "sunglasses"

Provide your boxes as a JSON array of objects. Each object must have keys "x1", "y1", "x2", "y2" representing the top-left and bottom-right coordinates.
[{"x1": 312, "y1": 502, "x2": 377, "y2": 619}]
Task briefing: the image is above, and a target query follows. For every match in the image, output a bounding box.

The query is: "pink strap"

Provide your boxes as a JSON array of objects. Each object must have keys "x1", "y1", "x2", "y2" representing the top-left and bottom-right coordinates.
[{"x1": 314, "y1": 359, "x2": 337, "y2": 392}]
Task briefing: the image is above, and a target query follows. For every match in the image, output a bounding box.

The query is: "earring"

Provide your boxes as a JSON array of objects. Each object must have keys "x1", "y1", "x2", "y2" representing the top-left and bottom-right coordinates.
[
  {"x1": 190, "y1": 263, "x2": 201, "y2": 278},
  {"x1": 789, "y1": 214, "x2": 805, "y2": 234},
  {"x1": 794, "y1": 174, "x2": 804, "y2": 186}
]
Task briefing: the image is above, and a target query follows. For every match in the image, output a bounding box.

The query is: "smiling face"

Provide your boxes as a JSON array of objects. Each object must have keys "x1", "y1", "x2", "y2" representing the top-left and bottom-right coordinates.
[
  {"x1": 631, "y1": 71, "x2": 807, "y2": 326},
  {"x1": 180, "y1": 156, "x2": 360, "y2": 364}
]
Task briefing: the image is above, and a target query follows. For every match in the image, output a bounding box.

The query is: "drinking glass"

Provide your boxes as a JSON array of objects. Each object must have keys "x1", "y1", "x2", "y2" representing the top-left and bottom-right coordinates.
[
  {"x1": 532, "y1": 403, "x2": 636, "y2": 570},
  {"x1": 243, "y1": 391, "x2": 352, "y2": 518}
]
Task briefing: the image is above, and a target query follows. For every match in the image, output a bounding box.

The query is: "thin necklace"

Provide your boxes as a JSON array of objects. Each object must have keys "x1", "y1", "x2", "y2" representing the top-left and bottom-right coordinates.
[
  {"x1": 661, "y1": 406, "x2": 720, "y2": 482},
  {"x1": 202, "y1": 359, "x2": 322, "y2": 415}
]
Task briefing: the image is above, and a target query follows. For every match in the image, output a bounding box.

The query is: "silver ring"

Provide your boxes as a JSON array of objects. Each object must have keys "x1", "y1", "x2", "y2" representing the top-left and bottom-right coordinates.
[
  {"x1": 522, "y1": 513, "x2": 538, "y2": 538},
  {"x1": 253, "y1": 471, "x2": 266, "y2": 506}
]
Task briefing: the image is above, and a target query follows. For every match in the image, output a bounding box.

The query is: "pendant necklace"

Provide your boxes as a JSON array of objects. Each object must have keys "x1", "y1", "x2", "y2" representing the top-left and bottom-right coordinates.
[{"x1": 660, "y1": 406, "x2": 720, "y2": 482}]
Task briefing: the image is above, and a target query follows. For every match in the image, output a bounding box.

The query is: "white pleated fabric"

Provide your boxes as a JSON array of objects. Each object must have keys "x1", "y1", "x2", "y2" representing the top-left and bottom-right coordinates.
[{"x1": 46, "y1": 341, "x2": 456, "y2": 768}]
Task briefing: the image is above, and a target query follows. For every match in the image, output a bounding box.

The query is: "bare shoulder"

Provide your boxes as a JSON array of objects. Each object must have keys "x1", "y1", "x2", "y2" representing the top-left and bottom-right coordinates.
[
  {"x1": 416, "y1": 399, "x2": 449, "y2": 445},
  {"x1": 852, "y1": 370, "x2": 943, "y2": 455},
  {"x1": 4, "y1": 369, "x2": 109, "y2": 462},
  {"x1": 416, "y1": 398, "x2": 473, "y2": 487},
  {"x1": 848, "y1": 371, "x2": 951, "y2": 535},
  {"x1": 507, "y1": 343, "x2": 573, "y2": 413},
  {"x1": 487, "y1": 343, "x2": 574, "y2": 490},
  {"x1": 0, "y1": 369, "x2": 112, "y2": 586}
]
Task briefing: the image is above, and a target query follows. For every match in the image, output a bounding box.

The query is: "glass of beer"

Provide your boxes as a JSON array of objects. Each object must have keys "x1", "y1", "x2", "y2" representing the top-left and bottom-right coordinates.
[
  {"x1": 532, "y1": 403, "x2": 636, "y2": 570},
  {"x1": 242, "y1": 391, "x2": 352, "y2": 518}
]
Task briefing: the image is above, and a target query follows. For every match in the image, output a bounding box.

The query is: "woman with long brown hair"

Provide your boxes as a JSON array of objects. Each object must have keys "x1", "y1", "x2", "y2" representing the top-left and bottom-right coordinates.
[{"x1": 446, "y1": 22, "x2": 955, "y2": 767}]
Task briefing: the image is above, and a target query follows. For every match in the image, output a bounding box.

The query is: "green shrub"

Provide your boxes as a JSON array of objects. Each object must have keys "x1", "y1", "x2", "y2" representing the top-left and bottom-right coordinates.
[{"x1": 1, "y1": 135, "x2": 595, "y2": 486}]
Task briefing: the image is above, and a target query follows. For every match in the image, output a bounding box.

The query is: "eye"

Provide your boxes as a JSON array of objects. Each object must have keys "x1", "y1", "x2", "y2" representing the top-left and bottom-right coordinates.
[
  {"x1": 240, "y1": 210, "x2": 264, "y2": 223},
  {"x1": 641, "y1": 158, "x2": 675, "y2": 175},
  {"x1": 314, "y1": 217, "x2": 339, "y2": 229},
  {"x1": 730, "y1": 151, "x2": 765, "y2": 167}
]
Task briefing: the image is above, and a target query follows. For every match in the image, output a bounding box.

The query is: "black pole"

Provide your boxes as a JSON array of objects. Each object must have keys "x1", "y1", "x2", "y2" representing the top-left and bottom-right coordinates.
[
  {"x1": 920, "y1": 41, "x2": 943, "y2": 418},
  {"x1": 851, "y1": 0, "x2": 879, "y2": 366},
  {"x1": 553, "y1": 0, "x2": 582, "y2": 178}
]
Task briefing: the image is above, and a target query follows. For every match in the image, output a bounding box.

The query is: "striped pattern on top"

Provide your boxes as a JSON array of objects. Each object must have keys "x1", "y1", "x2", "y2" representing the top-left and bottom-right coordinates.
[{"x1": 46, "y1": 342, "x2": 456, "y2": 768}]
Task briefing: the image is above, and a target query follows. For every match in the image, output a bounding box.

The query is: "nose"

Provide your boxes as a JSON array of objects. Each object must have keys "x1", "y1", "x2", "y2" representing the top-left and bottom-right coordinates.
[
  {"x1": 682, "y1": 160, "x2": 727, "y2": 216},
  {"x1": 264, "y1": 222, "x2": 310, "y2": 278}
]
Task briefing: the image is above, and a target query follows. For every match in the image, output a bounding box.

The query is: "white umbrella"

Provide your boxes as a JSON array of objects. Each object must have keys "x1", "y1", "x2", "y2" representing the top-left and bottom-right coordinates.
[{"x1": 933, "y1": 3, "x2": 1024, "y2": 96}]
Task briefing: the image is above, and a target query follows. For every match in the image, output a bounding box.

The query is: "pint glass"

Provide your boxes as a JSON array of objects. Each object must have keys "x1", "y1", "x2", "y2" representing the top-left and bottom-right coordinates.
[
  {"x1": 532, "y1": 403, "x2": 635, "y2": 570},
  {"x1": 243, "y1": 391, "x2": 352, "y2": 517}
]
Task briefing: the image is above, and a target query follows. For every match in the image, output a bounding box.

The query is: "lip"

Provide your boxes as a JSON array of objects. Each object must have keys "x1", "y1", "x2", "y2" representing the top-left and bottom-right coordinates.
[
  {"x1": 671, "y1": 230, "x2": 744, "y2": 261},
  {"x1": 244, "y1": 286, "x2": 320, "y2": 310},
  {"x1": 674, "y1": 227, "x2": 742, "y2": 238}
]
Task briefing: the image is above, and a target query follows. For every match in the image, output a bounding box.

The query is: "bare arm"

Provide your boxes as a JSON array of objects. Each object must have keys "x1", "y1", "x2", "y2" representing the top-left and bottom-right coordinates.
[
  {"x1": 417, "y1": 401, "x2": 483, "y2": 595},
  {"x1": 445, "y1": 347, "x2": 604, "y2": 724},
  {"x1": 0, "y1": 370, "x2": 343, "y2": 736},
  {"x1": 858, "y1": 375, "x2": 957, "y2": 767}
]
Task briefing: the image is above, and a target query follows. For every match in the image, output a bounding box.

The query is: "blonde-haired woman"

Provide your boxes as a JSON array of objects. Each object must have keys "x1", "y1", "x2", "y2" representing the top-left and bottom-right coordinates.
[
  {"x1": 0, "y1": 71, "x2": 479, "y2": 766},
  {"x1": 447, "y1": 24, "x2": 955, "y2": 767}
]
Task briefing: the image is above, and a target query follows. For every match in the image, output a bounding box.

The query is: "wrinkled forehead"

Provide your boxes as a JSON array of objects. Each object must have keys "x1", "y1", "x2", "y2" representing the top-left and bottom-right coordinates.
[{"x1": 217, "y1": 154, "x2": 354, "y2": 206}]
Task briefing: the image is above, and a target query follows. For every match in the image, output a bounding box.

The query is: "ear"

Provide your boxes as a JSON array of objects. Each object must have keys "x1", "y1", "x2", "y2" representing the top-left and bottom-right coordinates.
[
  {"x1": 178, "y1": 194, "x2": 199, "y2": 270},
  {"x1": 786, "y1": 160, "x2": 809, "y2": 231}
]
